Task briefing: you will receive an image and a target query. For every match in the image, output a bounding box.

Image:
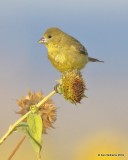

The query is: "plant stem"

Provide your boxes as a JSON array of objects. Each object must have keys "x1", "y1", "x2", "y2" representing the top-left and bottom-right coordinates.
[
  {"x1": 0, "y1": 111, "x2": 31, "y2": 145},
  {"x1": 8, "y1": 135, "x2": 26, "y2": 160},
  {"x1": 36, "y1": 90, "x2": 56, "y2": 108},
  {"x1": 0, "y1": 90, "x2": 56, "y2": 145}
]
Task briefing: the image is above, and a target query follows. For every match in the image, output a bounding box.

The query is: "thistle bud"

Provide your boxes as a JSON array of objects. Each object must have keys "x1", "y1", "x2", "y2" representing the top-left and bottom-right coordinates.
[{"x1": 56, "y1": 70, "x2": 86, "y2": 104}]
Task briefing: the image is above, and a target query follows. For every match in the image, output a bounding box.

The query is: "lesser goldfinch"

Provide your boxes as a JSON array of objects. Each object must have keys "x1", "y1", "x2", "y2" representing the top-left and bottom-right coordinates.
[{"x1": 38, "y1": 27, "x2": 103, "y2": 72}]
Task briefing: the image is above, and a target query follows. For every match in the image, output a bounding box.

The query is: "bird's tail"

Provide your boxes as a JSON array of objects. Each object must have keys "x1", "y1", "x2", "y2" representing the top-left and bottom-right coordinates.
[{"x1": 88, "y1": 57, "x2": 104, "y2": 63}]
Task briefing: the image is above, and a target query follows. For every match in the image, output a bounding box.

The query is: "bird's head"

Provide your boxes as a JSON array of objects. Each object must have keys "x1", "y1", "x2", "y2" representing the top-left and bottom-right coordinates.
[{"x1": 38, "y1": 27, "x2": 63, "y2": 47}]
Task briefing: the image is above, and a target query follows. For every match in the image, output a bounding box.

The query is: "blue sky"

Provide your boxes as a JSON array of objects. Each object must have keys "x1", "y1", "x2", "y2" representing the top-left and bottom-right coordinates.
[{"x1": 1, "y1": 0, "x2": 128, "y2": 75}]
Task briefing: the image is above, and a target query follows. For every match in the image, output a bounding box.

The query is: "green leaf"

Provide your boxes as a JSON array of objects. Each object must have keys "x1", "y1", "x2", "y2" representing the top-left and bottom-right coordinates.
[
  {"x1": 27, "y1": 111, "x2": 43, "y2": 157},
  {"x1": 14, "y1": 122, "x2": 28, "y2": 134}
]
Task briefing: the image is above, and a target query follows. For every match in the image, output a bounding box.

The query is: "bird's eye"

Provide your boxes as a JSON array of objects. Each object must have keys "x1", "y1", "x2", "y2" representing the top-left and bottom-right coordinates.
[{"x1": 48, "y1": 35, "x2": 52, "y2": 38}]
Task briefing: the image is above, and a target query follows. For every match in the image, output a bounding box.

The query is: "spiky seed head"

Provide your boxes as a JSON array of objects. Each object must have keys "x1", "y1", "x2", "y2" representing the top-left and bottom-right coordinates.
[
  {"x1": 56, "y1": 70, "x2": 86, "y2": 104},
  {"x1": 17, "y1": 91, "x2": 57, "y2": 133}
]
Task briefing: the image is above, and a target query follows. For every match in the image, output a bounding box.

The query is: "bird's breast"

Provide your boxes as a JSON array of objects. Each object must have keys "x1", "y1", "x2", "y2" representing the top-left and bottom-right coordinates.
[
  {"x1": 48, "y1": 49, "x2": 65, "y2": 63},
  {"x1": 47, "y1": 48, "x2": 88, "y2": 72}
]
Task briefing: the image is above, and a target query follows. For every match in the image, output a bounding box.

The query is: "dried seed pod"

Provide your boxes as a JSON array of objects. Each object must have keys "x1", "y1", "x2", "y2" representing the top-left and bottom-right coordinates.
[{"x1": 17, "y1": 91, "x2": 56, "y2": 133}]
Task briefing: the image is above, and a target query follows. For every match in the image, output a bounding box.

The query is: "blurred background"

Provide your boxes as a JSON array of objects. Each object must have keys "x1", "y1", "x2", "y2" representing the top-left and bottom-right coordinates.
[{"x1": 0, "y1": 0, "x2": 128, "y2": 159}]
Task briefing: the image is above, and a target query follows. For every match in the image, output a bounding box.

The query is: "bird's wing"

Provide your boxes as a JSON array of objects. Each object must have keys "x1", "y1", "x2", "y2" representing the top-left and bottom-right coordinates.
[
  {"x1": 77, "y1": 45, "x2": 88, "y2": 55},
  {"x1": 70, "y1": 38, "x2": 88, "y2": 55}
]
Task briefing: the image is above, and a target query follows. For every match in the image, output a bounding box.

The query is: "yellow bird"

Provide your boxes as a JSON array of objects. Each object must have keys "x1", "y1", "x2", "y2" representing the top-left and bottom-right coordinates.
[{"x1": 38, "y1": 27, "x2": 103, "y2": 72}]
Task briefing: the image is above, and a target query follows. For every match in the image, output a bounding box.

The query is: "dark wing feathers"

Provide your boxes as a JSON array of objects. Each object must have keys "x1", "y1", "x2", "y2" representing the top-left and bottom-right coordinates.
[{"x1": 71, "y1": 37, "x2": 88, "y2": 55}]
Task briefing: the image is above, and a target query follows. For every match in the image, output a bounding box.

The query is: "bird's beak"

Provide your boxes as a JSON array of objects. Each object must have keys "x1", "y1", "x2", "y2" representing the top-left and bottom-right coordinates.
[{"x1": 38, "y1": 37, "x2": 47, "y2": 44}]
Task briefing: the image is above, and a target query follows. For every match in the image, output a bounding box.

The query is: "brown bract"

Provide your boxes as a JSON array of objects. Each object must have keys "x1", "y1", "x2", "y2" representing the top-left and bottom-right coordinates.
[{"x1": 17, "y1": 91, "x2": 56, "y2": 133}]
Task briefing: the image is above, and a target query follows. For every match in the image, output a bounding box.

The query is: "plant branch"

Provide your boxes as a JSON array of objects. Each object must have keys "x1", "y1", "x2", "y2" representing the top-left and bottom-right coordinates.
[
  {"x1": 8, "y1": 135, "x2": 26, "y2": 160},
  {"x1": 0, "y1": 90, "x2": 56, "y2": 145},
  {"x1": 36, "y1": 90, "x2": 56, "y2": 108}
]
